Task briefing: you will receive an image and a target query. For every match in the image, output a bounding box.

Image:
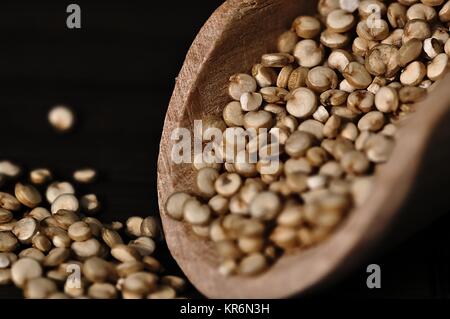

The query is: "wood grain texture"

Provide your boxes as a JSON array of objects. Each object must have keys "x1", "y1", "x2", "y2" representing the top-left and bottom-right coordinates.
[{"x1": 157, "y1": 0, "x2": 450, "y2": 298}]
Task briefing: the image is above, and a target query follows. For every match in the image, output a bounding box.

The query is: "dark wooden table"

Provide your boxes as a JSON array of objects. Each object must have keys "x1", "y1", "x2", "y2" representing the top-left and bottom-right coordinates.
[{"x1": 0, "y1": 1, "x2": 448, "y2": 299}]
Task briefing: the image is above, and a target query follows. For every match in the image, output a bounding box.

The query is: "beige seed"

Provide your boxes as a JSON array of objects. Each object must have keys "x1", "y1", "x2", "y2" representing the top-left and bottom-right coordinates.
[
  {"x1": 32, "y1": 234, "x2": 52, "y2": 253},
  {"x1": 320, "y1": 29, "x2": 350, "y2": 49},
  {"x1": 14, "y1": 183, "x2": 41, "y2": 208},
  {"x1": 18, "y1": 248, "x2": 45, "y2": 263},
  {"x1": 375, "y1": 86, "x2": 399, "y2": 113},
  {"x1": 252, "y1": 64, "x2": 277, "y2": 88},
  {"x1": 48, "y1": 105, "x2": 75, "y2": 132},
  {"x1": 196, "y1": 167, "x2": 219, "y2": 198},
  {"x1": 387, "y1": 2, "x2": 407, "y2": 28},
  {"x1": 140, "y1": 216, "x2": 159, "y2": 238},
  {"x1": 238, "y1": 253, "x2": 267, "y2": 276},
  {"x1": 356, "y1": 19, "x2": 389, "y2": 41},
  {"x1": 398, "y1": 39, "x2": 423, "y2": 67},
  {"x1": 364, "y1": 134, "x2": 395, "y2": 163},
  {"x1": 0, "y1": 208, "x2": 13, "y2": 224},
  {"x1": 320, "y1": 89, "x2": 348, "y2": 107},
  {"x1": 116, "y1": 261, "x2": 144, "y2": 278},
  {"x1": 29, "y1": 168, "x2": 52, "y2": 185},
  {"x1": 123, "y1": 272, "x2": 157, "y2": 296},
  {"x1": 223, "y1": 101, "x2": 245, "y2": 127},
  {"x1": 365, "y1": 44, "x2": 400, "y2": 78},
  {"x1": 148, "y1": 285, "x2": 177, "y2": 299},
  {"x1": 12, "y1": 217, "x2": 38, "y2": 244},
  {"x1": 28, "y1": 207, "x2": 51, "y2": 221},
  {"x1": 287, "y1": 67, "x2": 309, "y2": 91},
  {"x1": 24, "y1": 277, "x2": 57, "y2": 299},
  {"x1": 46, "y1": 181, "x2": 75, "y2": 204},
  {"x1": 292, "y1": 15, "x2": 321, "y2": 38},
  {"x1": 298, "y1": 120, "x2": 325, "y2": 140},
  {"x1": 306, "y1": 66, "x2": 338, "y2": 93},
  {"x1": 183, "y1": 198, "x2": 211, "y2": 225},
  {"x1": 286, "y1": 87, "x2": 317, "y2": 118},
  {"x1": 0, "y1": 231, "x2": 18, "y2": 252},
  {"x1": 11, "y1": 257, "x2": 43, "y2": 288},
  {"x1": 358, "y1": 0, "x2": 387, "y2": 19},
  {"x1": 249, "y1": 191, "x2": 281, "y2": 221},
  {"x1": 427, "y1": 53, "x2": 448, "y2": 81},
  {"x1": 0, "y1": 160, "x2": 21, "y2": 178},
  {"x1": 352, "y1": 37, "x2": 377, "y2": 57},
  {"x1": 208, "y1": 195, "x2": 229, "y2": 215},
  {"x1": 285, "y1": 131, "x2": 315, "y2": 157},
  {"x1": 277, "y1": 30, "x2": 298, "y2": 53},
  {"x1": 293, "y1": 39, "x2": 324, "y2": 68},
  {"x1": 440, "y1": 1, "x2": 450, "y2": 22},
  {"x1": 276, "y1": 65, "x2": 294, "y2": 88},
  {"x1": 89, "y1": 283, "x2": 117, "y2": 299},
  {"x1": 73, "y1": 168, "x2": 97, "y2": 184},
  {"x1": 240, "y1": 92, "x2": 263, "y2": 112},
  {"x1": 71, "y1": 238, "x2": 101, "y2": 260},
  {"x1": 424, "y1": 38, "x2": 444, "y2": 60},
  {"x1": 261, "y1": 53, "x2": 294, "y2": 68},
  {"x1": 129, "y1": 237, "x2": 156, "y2": 257},
  {"x1": 228, "y1": 73, "x2": 257, "y2": 100},
  {"x1": 214, "y1": 173, "x2": 242, "y2": 197},
  {"x1": 382, "y1": 29, "x2": 404, "y2": 47},
  {"x1": 407, "y1": 3, "x2": 436, "y2": 21},
  {"x1": 328, "y1": 49, "x2": 353, "y2": 73},
  {"x1": 165, "y1": 192, "x2": 192, "y2": 221},
  {"x1": 126, "y1": 216, "x2": 143, "y2": 237},
  {"x1": 343, "y1": 62, "x2": 372, "y2": 89},
  {"x1": 51, "y1": 194, "x2": 79, "y2": 214},
  {"x1": 243, "y1": 110, "x2": 273, "y2": 130},
  {"x1": 54, "y1": 209, "x2": 80, "y2": 230},
  {"x1": 68, "y1": 221, "x2": 92, "y2": 242},
  {"x1": 43, "y1": 247, "x2": 70, "y2": 267},
  {"x1": 347, "y1": 90, "x2": 375, "y2": 114},
  {"x1": 403, "y1": 19, "x2": 431, "y2": 43},
  {"x1": 83, "y1": 257, "x2": 115, "y2": 283},
  {"x1": 358, "y1": 111, "x2": 385, "y2": 131},
  {"x1": 313, "y1": 105, "x2": 330, "y2": 123},
  {"x1": 270, "y1": 226, "x2": 298, "y2": 250},
  {"x1": 161, "y1": 275, "x2": 186, "y2": 292},
  {"x1": 326, "y1": 9, "x2": 355, "y2": 33},
  {"x1": 0, "y1": 269, "x2": 12, "y2": 285},
  {"x1": 340, "y1": 122, "x2": 359, "y2": 141},
  {"x1": 0, "y1": 192, "x2": 21, "y2": 211},
  {"x1": 400, "y1": 61, "x2": 427, "y2": 86},
  {"x1": 323, "y1": 115, "x2": 342, "y2": 138},
  {"x1": 340, "y1": 151, "x2": 370, "y2": 174},
  {"x1": 80, "y1": 194, "x2": 101, "y2": 214},
  {"x1": 399, "y1": 86, "x2": 427, "y2": 103},
  {"x1": 102, "y1": 227, "x2": 123, "y2": 249}
]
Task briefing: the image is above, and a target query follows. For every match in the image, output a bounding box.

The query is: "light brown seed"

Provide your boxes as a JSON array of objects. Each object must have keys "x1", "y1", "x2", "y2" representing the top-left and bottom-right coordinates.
[
  {"x1": 32, "y1": 234, "x2": 52, "y2": 253},
  {"x1": 71, "y1": 238, "x2": 101, "y2": 260},
  {"x1": 398, "y1": 39, "x2": 423, "y2": 67},
  {"x1": 30, "y1": 168, "x2": 52, "y2": 185},
  {"x1": 12, "y1": 217, "x2": 38, "y2": 244},
  {"x1": 129, "y1": 237, "x2": 156, "y2": 257},
  {"x1": 125, "y1": 216, "x2": 143, "y2": 238},
  {"x1": 68, "y1": 221, "x2": 92, "y2": 242},
  {"x1": 53, "y1": 209, "x2": 80, "y2": 230},
  {"x1": 403, "y1": 19, "x2": 431, "y2": 43},
  {"x1": 88, "y1": 283, "x2": 118, "y2": 299},
  {"x1": 24, "y1": 277, "x2": 57, "y2": 299},
  {"x1": 28, "y1": 207, "x2": 51, "y2": 222},
  {"x1": 83, "y1": 257, "x2": 115, "y2": 283},
  {"x1": 0, "y1": 208, "x2": 13, "y2": 224},
  {"x1": 306, "y1": 66, "x2": 338, "y2": 93},
  {"x1": 287, "y1": 67, "x2": 309, "y2": 91},
  {"x1": 196, "y1": 167, "x2": 219, "y2": 198},
  {"x1": 140, "y1": 216, "x2": 159, "y2": 238},
  {"x1": 286, "y1": 87, "x2": 317, "y2": 118},
  {"x1": 183, "y1": 198, "x2": 211, "y2": 225},
  {"x1": 375, "y1": 86, "x2": 399, "y2": 113},
  {"x1": 343, "y1": 62, "x2": 372, "y2": 89},
  {"x1": 165, "y1": 192, "x2": 192, "y2": 221},
  {"x1": 249, "y1": 191, "x2": 281, "y2": 221},
  {"x1": 73, "y1": 168, "x2": 97, "y2": 184},
  {"x1": 326, "y1": 9, "x2": 355, "y2": 33},
  {"x1": 261, "y1": 53, "x2": 294, "y2": 68},
  {"x1": 43, "y1": 247, "x2": 70, "y2": 267},
  {"x1": 252, "y1": 64, "x2": 277, "y2": 88},
  {"x1": 238, "y1": 253, "x2": 267, "y2": 276},
  {"x1": 0, "y1": 192, "x2": 21, "y2": 211},
  {"x1": 427, "y1": 53, "x2": 448, "y2": 81},
  {"x1": 358, "y1": 111, "x2": 385, "y2": 131},
  {"x1": 51, "y1": 194, "x2": 79, "y2": 214},
  {"x1": 277, "y1": 30, "x2": 298, "y2": 53},
  {"x1": 48, "y1": 105, "x2": 75, "y2": 132},
  {"x1": 400, "y1": 61, "x2": 427, "y2": 86},
  {"x1": 102, "y1": 227, "x2": 123, "y2": 248},
  {"x1": 0, "y1": 231, "x2": 18, "y2": 252},
  {"x1": 11, "y1": 257, "x2": 43, "y2": 288},
  {"x1": 292, "y1": 15, "x2": 322, "y2": 38},
  {"x1": 320, "y1": 29, "x2": 350, "y2": 48},
  {"x1": 228, "y1": 74, "x2": 257, "y2": 101},
  {"x1": 293, "y1": 40, "x2": 324, "y2": 68},
  {"x1": 0, "y1": 160, "x2": 21, "y2": 178}
]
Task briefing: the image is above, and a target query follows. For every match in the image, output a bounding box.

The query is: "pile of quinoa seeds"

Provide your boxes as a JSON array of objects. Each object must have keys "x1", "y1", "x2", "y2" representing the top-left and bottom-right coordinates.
[
  {"x1": 0, "y1": 114, "x2": 186, "y2": 299},
  {"x1": 165, "y1": 0, "x2": 450, "y2": 276}
]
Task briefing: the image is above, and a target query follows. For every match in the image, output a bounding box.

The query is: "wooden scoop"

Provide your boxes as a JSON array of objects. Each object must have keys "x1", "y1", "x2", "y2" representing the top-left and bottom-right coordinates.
[{"x1": 157, "y1": 0, "x2": 450, "y2": 298}]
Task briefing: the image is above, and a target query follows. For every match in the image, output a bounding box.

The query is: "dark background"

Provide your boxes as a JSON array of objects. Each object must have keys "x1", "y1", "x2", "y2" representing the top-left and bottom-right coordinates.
[{"x1": 0, "y1": 1, "x2": 449, "y2": 299}]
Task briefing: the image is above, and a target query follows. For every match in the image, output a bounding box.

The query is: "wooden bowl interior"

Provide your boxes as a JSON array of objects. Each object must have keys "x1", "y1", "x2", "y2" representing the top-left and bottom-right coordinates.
[{"x1": 158, "y1": 0, "x2": 450, "y2": 298}]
